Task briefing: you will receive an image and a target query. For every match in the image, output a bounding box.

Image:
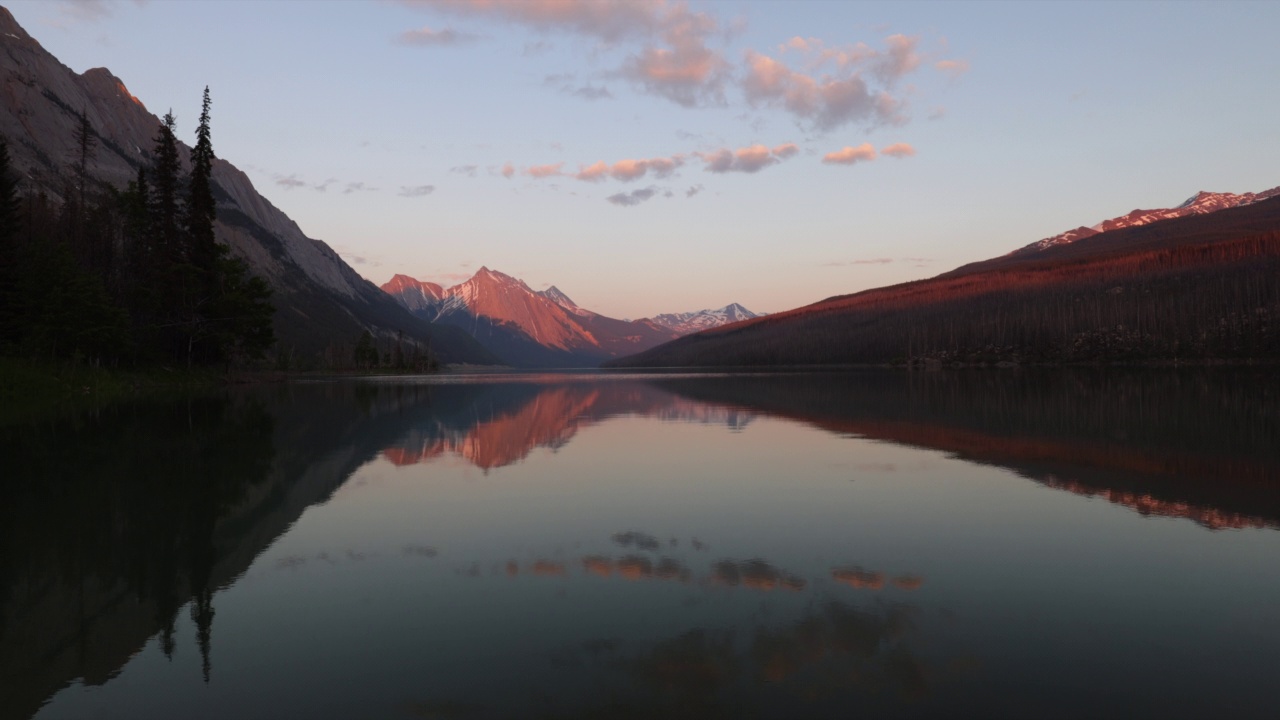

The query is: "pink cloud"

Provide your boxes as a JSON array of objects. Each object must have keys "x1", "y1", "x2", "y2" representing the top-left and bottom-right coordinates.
[
  {"x1": 572, "y1": 155, "x2": 685, "y2": 183},
  {"x1": 697, "y1": 143, "x2": 798, "y2": 174},
  {"x1": 409, "y1": 0, "x2": 666, "y2": 42},
  {"x1": 822, "y1": 144, "x2": 877, "y2": 165},
  {"x1": 621, "y1": 40, "x2": 729, "y2": 107},
  {"x1": 501, "y1": 162, "x2": 515, "y2": 179},
  {"x1": 525, "y1": 162, "x2": 565, "y2": 178},
  {"x1": 743, "y1": 50, "x2": 906, "y2": 131},
  {"x1": 874, "y1": 34, "x2": 921, "y2": 83},
  {"x1": 411, "y1": 0, "x2": 729, "y2": 107},
  {"x1": 881, "y1": 143, "x2": 915, "y2": 158},
  {"x1": 575, "y1": 160, "x2": 609, "y2": 183},
  {"x1": 772, "y1": 142, "x2": 799, "y2": 159},
  {"x1": 782, "y1": 36, "x2": 815, "y2": 53},
  {"x1": 935, "y1": 58, "x2": 971, "y2": 79}
]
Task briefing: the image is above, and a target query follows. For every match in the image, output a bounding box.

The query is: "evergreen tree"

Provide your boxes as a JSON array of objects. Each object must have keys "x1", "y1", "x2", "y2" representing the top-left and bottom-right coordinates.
[
  {"x1": 151, "y1": 111, "x2": 182, "y2": 260},
  {"x1": 187, "y1": 87, "x2": 217, "y2": 280}
]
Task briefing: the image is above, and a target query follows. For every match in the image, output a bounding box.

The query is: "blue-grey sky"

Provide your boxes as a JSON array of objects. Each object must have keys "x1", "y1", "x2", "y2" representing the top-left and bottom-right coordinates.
[{"x1": 8, "y1": 0, "x2": 1279, "y2": 318}]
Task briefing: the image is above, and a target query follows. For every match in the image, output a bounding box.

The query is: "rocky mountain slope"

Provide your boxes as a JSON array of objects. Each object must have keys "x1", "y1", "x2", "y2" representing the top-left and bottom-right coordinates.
[{"x1": 0, "y1": 9, "x2": 494, "y2": 366}]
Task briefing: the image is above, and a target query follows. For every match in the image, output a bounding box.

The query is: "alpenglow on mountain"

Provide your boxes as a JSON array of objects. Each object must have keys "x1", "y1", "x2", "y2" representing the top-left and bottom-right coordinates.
[
  {"x1": 1010, "y1": 186, "x2": 1280, "y2": 256},
  {"x1": 0, "y1": 9, "x2": 494, "y2": 367},
  {"x1": 381, "y1": 269, "x2": 760, "y2": 367}
]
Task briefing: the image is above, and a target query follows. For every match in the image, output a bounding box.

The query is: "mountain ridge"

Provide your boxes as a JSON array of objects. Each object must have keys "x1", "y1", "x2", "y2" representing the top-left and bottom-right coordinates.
[
  {"x1": 1011, "y1": 186, "x2": 1280, "y2": 256},
  {"x1": 611, "y1": 186, "x2": 1280, "y2": 367}
]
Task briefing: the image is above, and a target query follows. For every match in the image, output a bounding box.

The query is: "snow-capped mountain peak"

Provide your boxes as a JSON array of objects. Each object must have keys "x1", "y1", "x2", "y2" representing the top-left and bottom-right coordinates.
[{"x1": 645, "y1": 303, "x2": 764, "y2": 335}]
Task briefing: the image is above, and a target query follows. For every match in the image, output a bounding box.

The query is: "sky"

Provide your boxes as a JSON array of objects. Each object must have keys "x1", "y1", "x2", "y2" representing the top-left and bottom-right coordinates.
[{"x1": 7, "y1": 0, "x2": 1280, "y2": 319}]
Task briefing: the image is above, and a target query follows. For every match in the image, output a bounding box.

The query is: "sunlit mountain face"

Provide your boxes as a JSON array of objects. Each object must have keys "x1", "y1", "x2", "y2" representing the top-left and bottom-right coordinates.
[
  {"x1": 381, "y1": 269, "x2": 764, "y2": 368},
  {"x1": 7, "y1": 370, "x2": 1280, "y2": 719}
]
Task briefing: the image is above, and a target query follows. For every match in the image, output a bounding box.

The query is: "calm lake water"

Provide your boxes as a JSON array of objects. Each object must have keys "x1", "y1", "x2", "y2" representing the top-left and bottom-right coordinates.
[{"x1": 4, "y1": 370, "x2": 1280, "y2": 719}]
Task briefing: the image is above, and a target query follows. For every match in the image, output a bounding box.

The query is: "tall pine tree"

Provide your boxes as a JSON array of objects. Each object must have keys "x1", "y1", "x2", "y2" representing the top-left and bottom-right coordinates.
[
  {"x1": 187, "y1": 87, "x2": 216, "y2": 283},
  {"x1": 151, "y1": 111, "x2": 182, "y2": 261}
]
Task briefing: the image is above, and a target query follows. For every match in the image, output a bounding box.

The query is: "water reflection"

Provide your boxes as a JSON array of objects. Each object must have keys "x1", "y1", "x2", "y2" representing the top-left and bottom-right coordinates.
[
  {"x1": 0, "y1": 396, "x2": 275, "y2": 718},
  {"x1": 3, "y1": 369, "x2": 1280, "y2": 718}
]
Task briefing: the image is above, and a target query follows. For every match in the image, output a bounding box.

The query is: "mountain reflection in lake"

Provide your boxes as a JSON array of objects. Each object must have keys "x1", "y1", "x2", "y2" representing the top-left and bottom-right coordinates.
[{"x1": 4, "y1": 370, "x2": 1280, "y2": 719}]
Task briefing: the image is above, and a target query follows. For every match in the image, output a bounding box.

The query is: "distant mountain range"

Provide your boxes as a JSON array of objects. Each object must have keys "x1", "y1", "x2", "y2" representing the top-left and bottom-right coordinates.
[
  {"x1": 0, "y1": 8, "x2": 494, "y2": 366},
  {"x1": 381, "y1": 269, "x2": 760, "y2": 367},
  {"x1": 613, "y1": 186, "x2": 1280, "y2": 367},
  {"x1": 647, "y1": 303, "x2": 763, "y2": 335}
]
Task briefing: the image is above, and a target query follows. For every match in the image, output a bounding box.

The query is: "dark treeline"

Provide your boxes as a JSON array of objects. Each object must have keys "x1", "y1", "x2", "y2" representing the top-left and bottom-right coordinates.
[
  {"x1": 0, "y1": 88, "x2": 273, "y2": 370},
  {"x1": 316, "y1": 328, "x2": 440, "y2": 373},
  {"x1": 618, "y1": 230, "x2": 1280, "y2": 367}
]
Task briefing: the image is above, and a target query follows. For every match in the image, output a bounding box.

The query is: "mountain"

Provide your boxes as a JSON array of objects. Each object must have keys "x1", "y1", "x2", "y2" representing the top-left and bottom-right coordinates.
[
  {"x1": 537, "y1": 285, "x2": 588, "y2": 315},
  {"x1": 611, "y1": 188, "x2": 1280, "y2": 368},
  {"x1": 382, "y1": 268, "x2": 677, "y2": 367},
  {"x1": 1011, "y1": 187, "x2": 1280, "y2": 256},
  {"x1": 646, "y1": 303, "x2": 763, "y2": 335},
  {"x1": 381, "y1": 274, "x2": 445, "y2": 312},
  {"x1": 0, "y1": 9, "x2": 495, "y2": 367}
]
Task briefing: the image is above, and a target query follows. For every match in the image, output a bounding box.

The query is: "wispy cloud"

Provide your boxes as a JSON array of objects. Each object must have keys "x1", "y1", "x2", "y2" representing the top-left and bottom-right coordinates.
[
  {"x1": 606, "y1": 186, "x2": 660, "y2": 207},
  {"x1": 686, "y1": 184, "x2": 704, "y2": 198},
  {"x1": 525, "y1": 162, "x2": 564, "y2": 178},
  {"x1": 46, "y1": 0, "x2": 141, "y2": 26},
  {"x1": 275, "y1": 174, "x2": 307, "y2": 190},
  {"x1": 572, "y1": 84, "x2": 613, "y2": 100},
  {"x1": 398, "y1": 185, "x2": 436, "y2": 197},
  {"x1": 823, "y1": 258, "x2": 893, "y2": 267},
  {"x1": 873, "y1": 34, "x2": 922, "y2": 84},
  {"x1": 395, "y1": 25, "x2": 478, "y2": 46},
  {"x1": 935, "y1": 58, "x2": 970, "y2": 80},
  {"x1": 523, "y1": 40, "x2": 553, "y2": 56},
  {"x1": 450, "y1": 165, "x2": 478, "y2": 177},
  {"x1": 822, "y1": 143, "x2": 877, "y2": 166},
  {"x1": 575, "y1": 155, "x2": 684, "y2": 183},
  {"x1": 544, "y1": 73, "x2": 614, "y2": 101},
  {"x1": 881, "y1": 143, "x2": 915, "y2": 158},
  {"x1": 698, "y1": 143, "x2": 798, "y2": 174}
]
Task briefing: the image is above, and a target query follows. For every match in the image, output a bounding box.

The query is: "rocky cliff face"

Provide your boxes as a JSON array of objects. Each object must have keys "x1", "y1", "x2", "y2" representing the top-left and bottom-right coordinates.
[{"x1": 0, "y1": 8, "x2": 493, "y2": 365}]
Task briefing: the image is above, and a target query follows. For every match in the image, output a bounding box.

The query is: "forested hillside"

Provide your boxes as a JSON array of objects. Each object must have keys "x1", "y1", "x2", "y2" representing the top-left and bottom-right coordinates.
[{"x1": 612, "y1": 197, "x2": 1280, "y2": 367}]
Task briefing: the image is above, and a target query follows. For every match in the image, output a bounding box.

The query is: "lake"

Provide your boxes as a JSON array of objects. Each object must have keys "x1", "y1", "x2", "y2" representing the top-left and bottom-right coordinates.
[{"x1": 4, "y1": 370, "x2": 1280, "y2": 719}]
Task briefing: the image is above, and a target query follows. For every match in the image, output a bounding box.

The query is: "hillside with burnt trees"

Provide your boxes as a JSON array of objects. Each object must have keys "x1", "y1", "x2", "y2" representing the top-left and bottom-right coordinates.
[{"x1": 611, "y1": 196, "x2": 1280, "y2": 367}]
